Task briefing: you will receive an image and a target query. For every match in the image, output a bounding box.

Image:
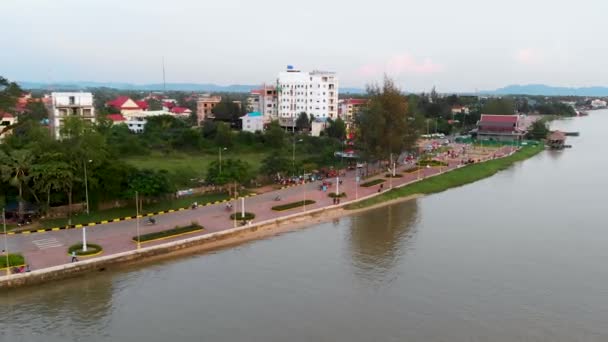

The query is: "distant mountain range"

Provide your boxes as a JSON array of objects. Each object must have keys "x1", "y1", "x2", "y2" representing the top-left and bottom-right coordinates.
[
  {"x1": 18, "y1": 81, "x2": 365, "y2": 94},
  {"x1": 483, "y1": 84, "x2": 608, "y2": 97},
  {"x1": 18, "y1": 81, "x2": 608, "y2": 97}
]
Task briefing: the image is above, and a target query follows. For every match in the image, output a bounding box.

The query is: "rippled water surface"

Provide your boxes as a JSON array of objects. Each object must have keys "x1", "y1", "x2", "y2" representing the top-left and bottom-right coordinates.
[{"x1": 2, "y1": 112, "x2": 608, "y2": 342}]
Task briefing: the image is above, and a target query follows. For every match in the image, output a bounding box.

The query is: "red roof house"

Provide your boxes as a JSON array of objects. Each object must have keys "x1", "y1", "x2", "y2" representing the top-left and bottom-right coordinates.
[
  {"x1": 106, "y1": 96, "x2": 143, "y2": 114},
  {"x1": 106, "y1": 114, "x2": 126, "y2": 122},
  {"x1": 170, "y1": 107, "x2": 192, "y2": 115},
  {"x1": 135, "y1": 100, "x2": 149, "y2": 111}
]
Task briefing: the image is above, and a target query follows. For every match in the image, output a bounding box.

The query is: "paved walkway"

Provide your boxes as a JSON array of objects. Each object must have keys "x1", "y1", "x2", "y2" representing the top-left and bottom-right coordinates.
[{"x1": 2, "y1": 145, "x2": 517, "y2": 275}]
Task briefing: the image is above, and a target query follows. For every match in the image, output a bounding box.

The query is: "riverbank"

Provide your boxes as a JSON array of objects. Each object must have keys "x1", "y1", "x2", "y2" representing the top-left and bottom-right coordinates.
[
  {"x1": 345, "y1": 144, "x2": 544, "y2": 210},
  {"x1": 1, "y1": 144, "x2": 540, "y2": 289}
]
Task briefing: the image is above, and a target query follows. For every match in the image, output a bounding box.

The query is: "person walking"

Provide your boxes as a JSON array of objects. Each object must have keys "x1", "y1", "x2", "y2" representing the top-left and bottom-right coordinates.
[{"x1": 71, "y1": 251, "x2": 78, "y2": 263}]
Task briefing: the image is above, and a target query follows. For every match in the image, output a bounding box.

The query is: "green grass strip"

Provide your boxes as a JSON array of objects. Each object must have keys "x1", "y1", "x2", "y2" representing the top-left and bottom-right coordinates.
[
  {"x1": 68, "y1": 243, "x2": 103, "y2": 256},
  {"x1": 0, "y1": 254, "x2": 25, "y2": 269},
  {"x1": 360, "y1": 179, "x2": 386, "y2": 187},
  {"x1": 272, "y1": 200, "x2": 316, "y2": 211},
  {"x1": 346, "y1": 144, "x2": 544, "y2": 210},
  {"x1": 133, "y1": 224, "x2": 204, "y2": 242}
]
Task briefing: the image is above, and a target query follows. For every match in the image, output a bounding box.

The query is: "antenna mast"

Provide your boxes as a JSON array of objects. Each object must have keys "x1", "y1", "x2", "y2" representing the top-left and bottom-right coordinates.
[{"x1": 162, "y1": 57, "x2": 166, "y2": 93}]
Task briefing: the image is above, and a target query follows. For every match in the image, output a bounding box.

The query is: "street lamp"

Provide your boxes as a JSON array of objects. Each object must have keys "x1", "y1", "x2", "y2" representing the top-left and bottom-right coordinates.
[
  {"x1": 292, "y1": 137, "x2": 303, "y2": 176},
  {"x1": 135, "y1": 191, "x2": 141, "y2": 250},
  {"x1": 82, "y1": 159, "x2": 92, "y2": 253},
  {"x1": 219, "y1": 147, "x2": 227, "y2": 174},
  {"x1": 3, "y1": 208, "x2": 10, "y2": 276},
  {"x1": 83, "y1": 159, "x2": 92, "y2": 215}
]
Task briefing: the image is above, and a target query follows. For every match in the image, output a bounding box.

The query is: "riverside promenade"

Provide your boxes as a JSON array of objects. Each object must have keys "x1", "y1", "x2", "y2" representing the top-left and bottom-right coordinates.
[{"x1": 2, "y1": 145, "x2": 517, "y2": 278}]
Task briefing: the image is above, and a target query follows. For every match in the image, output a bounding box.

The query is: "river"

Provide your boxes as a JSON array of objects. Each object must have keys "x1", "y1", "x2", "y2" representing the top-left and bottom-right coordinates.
[{"x1": 2, "y1": 111, "x2": 608, "y2": 342}]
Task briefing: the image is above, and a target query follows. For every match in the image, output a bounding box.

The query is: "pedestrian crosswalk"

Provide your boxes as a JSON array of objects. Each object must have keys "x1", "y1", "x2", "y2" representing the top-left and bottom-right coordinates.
[{"x1": 32, "y1": 238, "x2": 63, "y2": 250}]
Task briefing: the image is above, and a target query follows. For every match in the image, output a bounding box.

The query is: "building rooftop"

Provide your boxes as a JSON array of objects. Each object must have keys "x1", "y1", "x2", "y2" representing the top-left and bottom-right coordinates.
[
  {"x1": 107, "y1": 114, "x2": 126, "y2": 122},
  {"x1": 479, "y1": 114, "x2": 519, "y2": 124}
]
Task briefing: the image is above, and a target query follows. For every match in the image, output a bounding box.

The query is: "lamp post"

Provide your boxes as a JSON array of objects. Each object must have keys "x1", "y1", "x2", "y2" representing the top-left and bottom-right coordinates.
[
  {"x1": 83, "y1": 159, "x2": 92, "y2": 215},
  {"x1": 135, "y1": 191, "x2": 141, "y2": 250},
  {"x1": 219, "y1": 147, "x2": 227, "y2": 174},
  {"x1": 292, "y1": 138, "x2": 303, "y2": 177},
  {"x1": 3, "y1": 208, "x2": 9, "y2": 276}
]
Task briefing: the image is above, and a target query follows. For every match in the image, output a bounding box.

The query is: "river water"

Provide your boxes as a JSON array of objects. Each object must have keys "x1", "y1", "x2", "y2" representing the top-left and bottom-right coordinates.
[{"x1": 2, "y1": 112, "x2": 608, "y2": 342}]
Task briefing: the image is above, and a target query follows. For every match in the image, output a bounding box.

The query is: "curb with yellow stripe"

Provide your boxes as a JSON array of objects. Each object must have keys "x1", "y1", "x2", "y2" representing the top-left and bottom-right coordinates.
[{"x1": 4, "y1": 193, "x2": 257, "y2": 236}]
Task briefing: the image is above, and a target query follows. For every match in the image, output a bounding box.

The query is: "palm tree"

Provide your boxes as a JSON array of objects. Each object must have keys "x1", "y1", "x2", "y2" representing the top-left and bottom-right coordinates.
[{"x1": 0, "y1": 149, "x2": 33, "y2": 219}]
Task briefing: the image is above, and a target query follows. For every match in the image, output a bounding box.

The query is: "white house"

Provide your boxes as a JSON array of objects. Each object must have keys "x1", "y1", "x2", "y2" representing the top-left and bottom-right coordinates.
[
  {"x1": 276, "y1": 66, "x2": 338, "y2": 128},
  {"x1": 310, "y1": 118, "x2": 327, "y2": 137},
  {"x1": 591, "y1": 99, "x2": 607, "y2": 109},
  {"x1": 240, "y1": 112, "x2": 264, "y2": 132},
  {"x1": 49, "y1": 92, "x2": 95, "y2": 139},
  {"x1": 0, "y1": 112, "x2": 17, "y2": 141}
]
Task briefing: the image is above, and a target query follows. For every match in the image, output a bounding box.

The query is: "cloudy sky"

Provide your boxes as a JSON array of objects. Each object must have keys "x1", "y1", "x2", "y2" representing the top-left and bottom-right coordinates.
[{"x1": 2, "y1": 0, "x2": 607, "y2": 92}]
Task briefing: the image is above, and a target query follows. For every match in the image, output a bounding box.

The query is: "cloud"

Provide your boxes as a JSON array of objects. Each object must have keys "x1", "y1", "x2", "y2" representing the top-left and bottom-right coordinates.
[
  {"x1": 515, "y1": 48, "x2": 543, "y2": 65},
  {"x1": 357, "y1": 53, "x2": 443, "y2": 78}
]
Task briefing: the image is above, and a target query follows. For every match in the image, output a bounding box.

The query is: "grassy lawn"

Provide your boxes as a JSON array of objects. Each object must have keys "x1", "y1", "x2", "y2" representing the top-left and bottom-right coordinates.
[
  {"x1": 346, "y1": 144, "x2": 544, "y2": 210},
  {"x1": 37, "y1": 192, "x2": 235, "y2": 229},
  {"x1": 123, "y1": 151, "x2": 269, "y2": 175}
]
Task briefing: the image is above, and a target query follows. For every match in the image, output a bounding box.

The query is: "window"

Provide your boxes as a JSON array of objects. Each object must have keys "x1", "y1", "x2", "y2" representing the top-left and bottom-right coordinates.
[{"x1": 69, "y1": 96, "x2": 75, "y2": 105}]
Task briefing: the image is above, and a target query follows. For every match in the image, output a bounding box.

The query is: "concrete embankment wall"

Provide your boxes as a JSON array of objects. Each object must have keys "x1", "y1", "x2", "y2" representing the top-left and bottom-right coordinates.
[{"x1": 0, "y1": 200, "x2": 376, "y2": 289}]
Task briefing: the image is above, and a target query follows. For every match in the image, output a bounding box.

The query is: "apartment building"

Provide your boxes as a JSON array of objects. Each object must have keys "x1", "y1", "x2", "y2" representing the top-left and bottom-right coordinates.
[
  {"x1": 49, "y1": 92, "x2": 95, "y2": 139},
  {"x1": 276, "y1": 67, "x2": 338, "y2": 128},
  {"x1": 338, "y1": 98, "x2": 367, "y2": 124},
  {"x1": 196, "y1": 95, "x2": 222, "y2": 124}
]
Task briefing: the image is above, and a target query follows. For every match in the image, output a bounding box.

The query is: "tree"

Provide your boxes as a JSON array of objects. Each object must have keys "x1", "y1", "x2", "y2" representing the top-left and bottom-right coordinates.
[
  {"x1": 260, "y1": 154, "x2": 291, "y2": 177},
  {"x1": 482, "y1": 98, "x2": 515, "y2": 114},
  {"x1": 31, "y1": 156, "x2": 73, "y2": 214},
  {"x1": 0, "y1": 149, "x2": 33, "y2": 219},
  {"x1": 527, "y1": 120, "x2": 550, "y2": 140},
  {"x1": 214, "y1": 122, "x2": 233, "y2": 147},
  {"x1": 295, "y1": 112, "x2": 310, "y2": 131},
  {"x1": 0, "y1": 76, "x2": 23, "y2": 112},
  {"x1": 212, "y1": 98, "x2": 241, "y2": 122},
  {"x1": 127, "y1": 169, "x2": 172, "y2": 198},
  {"x1": 24, "y1": 101, "x2": 49, "y2": 122},
  {"x1": 264, "y1": 121, "x2": 285, "y2": 148},
  {"x1": 206, "y1": 159, "x2": 252, "y2": 187},
  {"x1": 357, "y1": 76, "x2": 420, "y2": 160},
  {"x1": 325, "y1": 117, "x2": 346, "y2": 140}
]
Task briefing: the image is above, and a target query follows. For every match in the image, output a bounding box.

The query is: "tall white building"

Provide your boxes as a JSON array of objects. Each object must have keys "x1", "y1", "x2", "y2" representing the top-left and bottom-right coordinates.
[
  {"x1": 276, "y1": 67, "x2": 338, "y2": 128},
  {"x1": 49, "y1": 92, "x2": 95, "y2": 139}
]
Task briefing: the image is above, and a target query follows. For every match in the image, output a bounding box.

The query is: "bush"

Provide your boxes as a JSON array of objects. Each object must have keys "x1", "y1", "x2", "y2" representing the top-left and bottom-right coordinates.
[
  {"x1": 417, "y1": 160, "x2": 447, "y2": 167},
  {"x1": 405, "y1": 167, "x2": 422, "y2": 173},
  {"x1": 385, "y1": 173, "x2": 403, "y2": 178},
  {"x1": 68, "y1": 243, "x2": 103, "y2": 256},
  {"x1": 272, "y1": 200, "x2": 316, "y2": 211},
  {"x1": 0, "y1": 254, "x2": 25, "y2": 269},
  {"x1": 360, "y1": 179, "x2": 386, "y2": 187},
  {"x1": 230, "y1": 212, "x2": 256, "y2": 220},
  {"x1": 133, "y1": 224, "x2": 203, "y2": 242},
  {"x1": 328, "y1": 192, "x2": 347, "y2": 198}
]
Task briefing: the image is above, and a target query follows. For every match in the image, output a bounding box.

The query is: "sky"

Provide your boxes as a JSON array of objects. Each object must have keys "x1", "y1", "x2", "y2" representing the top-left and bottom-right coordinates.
[{"x1": 2, "y1": 0, "x2": 608, "y2": 92}]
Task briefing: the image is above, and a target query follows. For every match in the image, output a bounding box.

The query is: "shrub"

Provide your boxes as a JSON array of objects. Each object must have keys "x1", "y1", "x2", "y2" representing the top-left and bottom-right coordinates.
[
  {"x1": 0, "y1": 254, "x2": 25, "y2": 269},
  {"x1": 68, "y1": 243, "x2": 103, "y2": 256},
  {"x1": 405, "y1": 167, "x2": 422, "y2": 173},
  {"x1": 385, "y1": 173, "x2": 403, "y2": 178},
  {"x1": 360, "y1": 179, "x2": 386, "y2": 187},
  {"x1": 417, "y1": 160, "x2": 447, "y2": 167},
  {"x1": 229, "y1": 212, "x2": 256, "y2": 220},
  {"x1": 272, "y1": 200, "x2": 316, "y2": 211},
  {"x1": 133, "y1": 224, "x2": 203, "y2": 242},
  {"x1": 328, "y1": 192, "x2": 347, "y2": 198}
]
